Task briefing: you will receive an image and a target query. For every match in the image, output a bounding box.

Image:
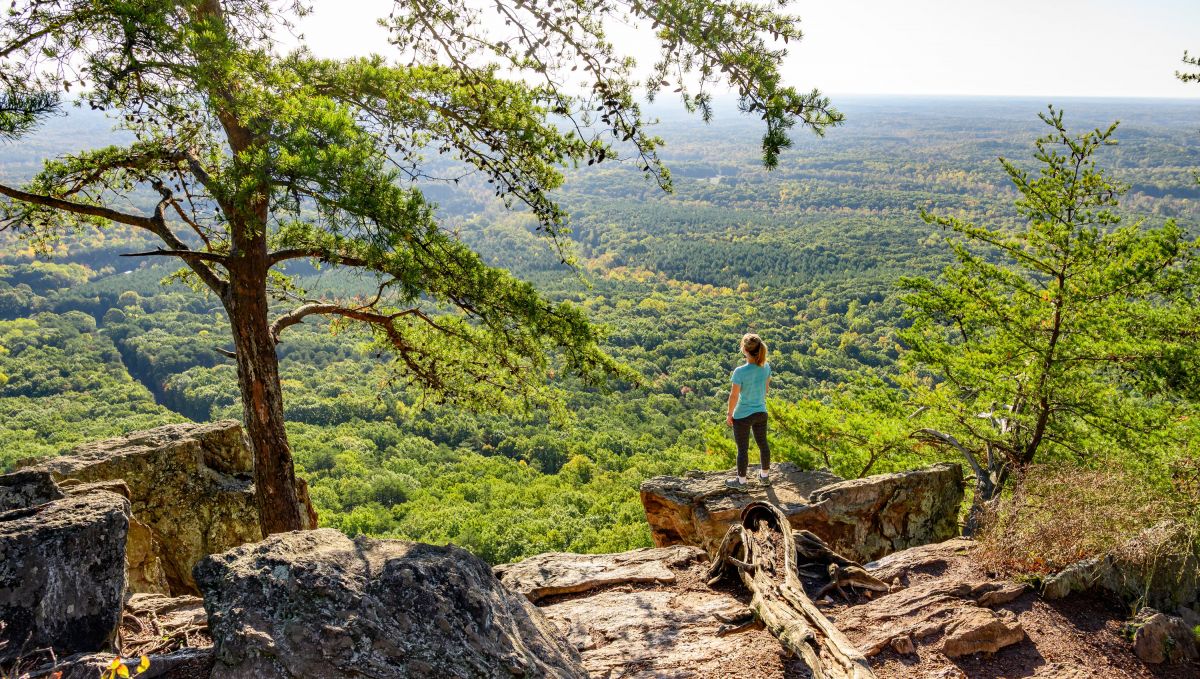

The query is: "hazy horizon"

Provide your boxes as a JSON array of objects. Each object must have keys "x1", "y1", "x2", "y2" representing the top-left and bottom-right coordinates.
[{"x1": 289, "y1": 0, "x2": 1200, "y2": 100}]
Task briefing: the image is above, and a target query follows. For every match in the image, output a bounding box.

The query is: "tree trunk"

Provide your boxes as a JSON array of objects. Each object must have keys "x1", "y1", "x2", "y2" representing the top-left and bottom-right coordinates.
[
  {"x1": 709, "y1": 501, "x2": 877, "y2": 679},
  {"x1": 227, "y1": 269, "x2": 304, "y2": 536}
]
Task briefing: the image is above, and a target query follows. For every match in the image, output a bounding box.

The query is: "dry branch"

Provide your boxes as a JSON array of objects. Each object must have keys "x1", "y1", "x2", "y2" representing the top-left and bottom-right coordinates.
[{"x1": 708, "y1": 501, "x2": 877, "y2": 679}]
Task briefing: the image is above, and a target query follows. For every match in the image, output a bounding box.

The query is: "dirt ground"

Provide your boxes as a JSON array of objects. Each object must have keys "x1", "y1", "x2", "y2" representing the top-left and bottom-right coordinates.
[
  {"x1": 812, "y1": 544, "x2": 1200, "y2": 679},
  {"x1": 538, "y1": 544, "x2": 1198, "y2": 679}
]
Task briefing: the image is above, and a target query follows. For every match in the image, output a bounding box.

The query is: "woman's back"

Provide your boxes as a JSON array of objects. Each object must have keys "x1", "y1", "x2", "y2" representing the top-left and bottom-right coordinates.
[{"x1": 732, "y1": 362, "x2": 770, "y2": 419}]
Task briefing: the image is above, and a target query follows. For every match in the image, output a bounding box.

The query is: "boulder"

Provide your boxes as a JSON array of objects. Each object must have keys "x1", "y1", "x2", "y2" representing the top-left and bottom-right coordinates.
[
  {"x1": 1128, "y1": 608, "x2": 1199, "y2": 665},
  {"x1": 194, "y1": 528, "x2": 587, "y2": 678},
  {"x1": 60, "y1": 480, "x2": 170, "y2": 594},
  {"x1": 640, "y1": 462, "x2": 963, "y2": 562},
  {"x1": 0, "y1": 491, "x2": 129, "y2": 661},
  {"x1": 1042, "y1": 520, "x2": 1200, "y2": 612},
  {"x1": 0, "y1": 470, "x2": 63, "y2": 512},
  {"x1": 939, "y1": 607, "x2": 1025, "y2": 658},
  {"x1": 27, "y1": 421, "x2": 316, "y2": 595},
  {"x1": 640, "y1": 464, "x2": 839, "y2": 553},
  {"x1": 866, "y1": 537, "x2": 976, "y2": 585},
  {"x1": 496, "y1": 545, "x2": 705, "y2": 603},
  {"x1": 832, "y1": 576, "x2": 1027, "y2": 658}
]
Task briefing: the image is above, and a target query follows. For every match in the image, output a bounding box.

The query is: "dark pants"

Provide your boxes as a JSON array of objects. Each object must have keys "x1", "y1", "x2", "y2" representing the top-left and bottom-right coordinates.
[{"x1": 732, "y1": 411, "x2": 770, "y2": 477}]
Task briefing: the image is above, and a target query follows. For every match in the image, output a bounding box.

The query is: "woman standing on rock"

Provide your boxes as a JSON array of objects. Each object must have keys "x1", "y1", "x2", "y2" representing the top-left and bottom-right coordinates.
[{"x1": 726, "y1": 333, "x2": 771, "y2": 488}]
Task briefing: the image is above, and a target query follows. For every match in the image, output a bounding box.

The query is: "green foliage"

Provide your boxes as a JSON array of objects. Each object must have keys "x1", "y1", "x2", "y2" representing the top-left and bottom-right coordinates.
[
  {"x1": 2, "y1": 99, "x2": 1199, "y2": 562},
  {"x1": 0, "y1": 310, "x2": 183, "y2": 469},
  {"x1": 900, "y1": 108, "x2": 1199, "y2": 482},
  {"x1": 0, "y1": 88, "x2": 57, "y2": 141},
  {"x1": 289, "y1": 420, "x2": 718, "y2": 562},
  {"x1": 770, "y1": 375, "x2": 937, "y2": 478}
]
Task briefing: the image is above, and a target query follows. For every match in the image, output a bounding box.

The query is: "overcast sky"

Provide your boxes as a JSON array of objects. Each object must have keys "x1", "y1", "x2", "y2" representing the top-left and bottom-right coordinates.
[{"x1": 293, "y1": 0, "x2": 1200, "y2": 99}]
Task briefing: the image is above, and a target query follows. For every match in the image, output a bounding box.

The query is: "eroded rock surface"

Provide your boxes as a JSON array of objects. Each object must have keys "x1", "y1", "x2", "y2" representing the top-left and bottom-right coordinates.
[
  {"x1": 194, "y1": 528, "x2": 586, "y2": 678},
  {"x1": 1043, "y1": 520, "x2": 1200, "y2": 613},
  {"x1": 831, "y1": 574, "x2": 1027, "y2": 658},
  {"x1": 527, "y1": 547, "x2": 803, "y2": 678},
  {"x1": 27, "y1": 420, "x2": 315, "y2": 595},
  {"x1": 497, "y1": 545, "x2": 705, "y2": 603},
  {"x1": 826, "y1": 537, "x2": 1028, "y2": 661},
  {"x1": 641, "y1": 462, "x2": 963, "y2": 562},
  {"x1": 0, "y1": 490, "x2": 129, "y2": 661},
  {"x1": 0, "y1": 470, "x2": 63, "y2": 512}
]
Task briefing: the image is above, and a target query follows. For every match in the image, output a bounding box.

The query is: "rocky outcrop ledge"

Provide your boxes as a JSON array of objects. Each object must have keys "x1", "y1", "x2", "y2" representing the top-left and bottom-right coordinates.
[
  {"x1": 0, "y1": 477, "x2": 130, "y2": 660},
  {"x1": 25, "y1": 420, "x2": 316, "y2": 595},
  {"x1": 640, "y1": 462, "x2": 964, "y2": 562},
  {"x1": 194, "y1": 529, "x2": 587, "y2": 678}
]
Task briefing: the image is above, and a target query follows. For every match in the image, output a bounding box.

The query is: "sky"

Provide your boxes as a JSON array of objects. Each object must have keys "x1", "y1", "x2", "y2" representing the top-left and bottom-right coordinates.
[{"x1": 292, "y1": 0, "x2": 1200, "y2": 99}]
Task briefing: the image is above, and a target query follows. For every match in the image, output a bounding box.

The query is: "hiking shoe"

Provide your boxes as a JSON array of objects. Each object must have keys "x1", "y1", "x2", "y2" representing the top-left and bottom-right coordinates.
[
  {"x1": 758, "y1": 473, "x2": 771, "y2": 486},
  {"x1": 724, "y1": 477, "x2": 746, "y2": 489}
]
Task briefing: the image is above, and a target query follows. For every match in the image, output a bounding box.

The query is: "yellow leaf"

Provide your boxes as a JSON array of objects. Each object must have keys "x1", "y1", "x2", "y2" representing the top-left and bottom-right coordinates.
[
  {"x1": 107, "y1": 659, "x2": 122, "y2": 671},
  {"x1": 137, "y1": 656, "x2": 150, "y2": 673},
  {"x1": 117, "y1": 664, "x2": 130, "y2": 678}
]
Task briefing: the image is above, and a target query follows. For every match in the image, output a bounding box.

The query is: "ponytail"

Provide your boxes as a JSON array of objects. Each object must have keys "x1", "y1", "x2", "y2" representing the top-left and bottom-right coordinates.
[{"x1": 740, "y1": 333, "x2": 767, "y2": 367}]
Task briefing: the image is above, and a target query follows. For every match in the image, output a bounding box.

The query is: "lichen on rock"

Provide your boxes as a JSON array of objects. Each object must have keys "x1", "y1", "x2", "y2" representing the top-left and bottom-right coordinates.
[
  {"x1": 26, "y1": 420, "x2": 316, "y2": 595},
  {"x1": 194, "y1": 528, "x2": 588, "y2": 678},
  {"x1": 0, "y1": 489, "x2": 129, "y2": 661}
]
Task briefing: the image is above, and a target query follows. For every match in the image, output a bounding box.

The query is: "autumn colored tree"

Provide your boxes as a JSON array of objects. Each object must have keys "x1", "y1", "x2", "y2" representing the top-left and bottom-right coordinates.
[{"x1": 0, "y1": 0, "x2": 840, "y2": 532}]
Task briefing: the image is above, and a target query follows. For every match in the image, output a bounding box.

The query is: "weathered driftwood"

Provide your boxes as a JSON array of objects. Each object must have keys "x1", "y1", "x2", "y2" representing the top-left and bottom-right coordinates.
[{"x1": 708, "y1": 501, "x2": 877, "y2": 679}]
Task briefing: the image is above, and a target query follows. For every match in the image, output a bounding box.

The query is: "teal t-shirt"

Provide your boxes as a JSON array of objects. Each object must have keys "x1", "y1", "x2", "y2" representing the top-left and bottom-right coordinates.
[{"x1": 731, "y1": 362, "x2": 770, "y2": 419}]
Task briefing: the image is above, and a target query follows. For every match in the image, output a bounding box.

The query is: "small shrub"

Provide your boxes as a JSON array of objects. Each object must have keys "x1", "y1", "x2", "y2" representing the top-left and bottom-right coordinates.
[{"x1": 977, "y1": 464, "x2": 1169, "y2": 576}]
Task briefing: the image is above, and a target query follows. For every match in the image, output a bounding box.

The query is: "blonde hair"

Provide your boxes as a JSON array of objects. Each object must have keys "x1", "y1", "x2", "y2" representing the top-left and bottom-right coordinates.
[{"x1": 741, "y1": 333, "x2": 767, "y2": 366}]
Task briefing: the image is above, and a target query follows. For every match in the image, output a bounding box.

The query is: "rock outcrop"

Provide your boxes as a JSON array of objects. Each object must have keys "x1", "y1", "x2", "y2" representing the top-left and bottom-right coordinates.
[
  {"x1": 496, "y1": 545, "x2": 704, "y2": 603},
  {"x1": 509, "y1": 545, "x2": 807, "y2": 678},
  {"x1": 1127, "y1": 608, "x2": 1199, "y2": 665},
  {"x1": 0, "y1": 487, "x2": 129, "y2": 661},
  {"x1": 58, "y1": 480, "x2": 171, "y2": 594},
  {"x1": 1043, "y1": 520, "x2": 1200, "y2": 612},
  {"x1": 641, "y1": 462, "x2": 963, "y2": 562},
  {"x1": 0, "y1": 470, "x2": 63, "y2": 512},
  {"x1": 194, "y1": 528, "x2": 587, "y2": 678},
  {"x1": 833, "y1": 539, "x2": 1027, "y2": 659},
  {"x1": 27, "y1": 420, "x2": 316, "y2": 595}
]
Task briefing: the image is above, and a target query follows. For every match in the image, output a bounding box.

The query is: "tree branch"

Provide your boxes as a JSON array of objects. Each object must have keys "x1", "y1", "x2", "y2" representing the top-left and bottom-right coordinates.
[
  {"x1": 268, "y1": 248, "x2": 367, "y2": 267},
  {"x1": 270, "y1": 303, "x2": 436, "y2": 342},
  {"x1": 0, "y1": 181, "x2": 161, "y2": 230},
  {"x1": 120, "y1": 249, "x2": 229, "y2": 264},
  {"x1": 914, "y1": 428, "x2": 986, "y2": 484},
  {"x1": 2, "y1": 180, "x2": 230, "y2": 296}
]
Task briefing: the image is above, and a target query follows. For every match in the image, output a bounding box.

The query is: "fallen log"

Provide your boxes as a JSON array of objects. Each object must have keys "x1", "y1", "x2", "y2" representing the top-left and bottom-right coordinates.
[{"x1": 708, "y1": 501, "x2": 877, "y2": 679}]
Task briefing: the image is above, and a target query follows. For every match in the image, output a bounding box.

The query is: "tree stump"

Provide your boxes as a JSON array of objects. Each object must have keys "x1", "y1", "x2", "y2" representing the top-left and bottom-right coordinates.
[{"x1": 708, "y1": 501, "x2": 877, "y2": 679}]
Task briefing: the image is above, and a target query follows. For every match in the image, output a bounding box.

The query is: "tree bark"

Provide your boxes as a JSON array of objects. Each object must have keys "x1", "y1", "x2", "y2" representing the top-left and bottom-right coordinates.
[{"x1": 226, "y1": 267, "x2": 304, "y2": 536}]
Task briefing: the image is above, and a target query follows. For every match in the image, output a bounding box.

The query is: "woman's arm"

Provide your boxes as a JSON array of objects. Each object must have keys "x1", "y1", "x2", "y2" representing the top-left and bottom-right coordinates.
[{"x1": 727, "y1": 384, "x2": 741, "y2": 426}]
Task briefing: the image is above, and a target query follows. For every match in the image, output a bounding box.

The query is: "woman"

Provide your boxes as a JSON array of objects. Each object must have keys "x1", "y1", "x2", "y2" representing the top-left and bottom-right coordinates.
[{"x1": 726, "y1": 333, "x2": 771, "y2": 488}]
